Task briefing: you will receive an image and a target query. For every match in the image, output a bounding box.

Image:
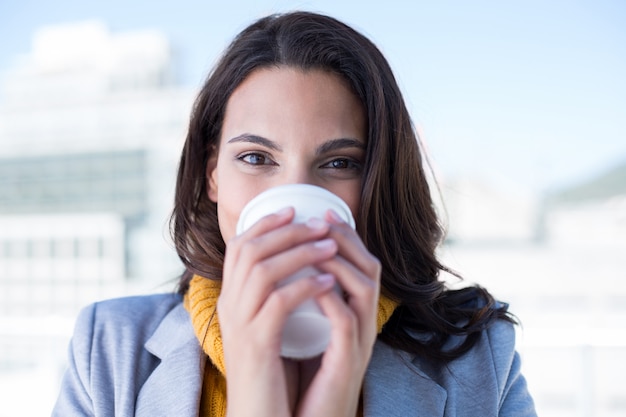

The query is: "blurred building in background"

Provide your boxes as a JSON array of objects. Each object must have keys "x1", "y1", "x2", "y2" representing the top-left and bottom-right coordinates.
[
  {"x1": 0, "y1": 21, "x2": 193, "y2": 415},
  {"x1": 0, "y1": 20, "x2": 624, "y2": 417},
  {"x1": 440, "y1": 168, "x2": 626, "y2": 417}
]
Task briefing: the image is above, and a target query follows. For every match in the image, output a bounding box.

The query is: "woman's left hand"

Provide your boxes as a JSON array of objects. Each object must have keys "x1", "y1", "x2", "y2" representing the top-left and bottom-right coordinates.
[{"x1": 296, "y1": 209, "x2": 381, "y2": 417}]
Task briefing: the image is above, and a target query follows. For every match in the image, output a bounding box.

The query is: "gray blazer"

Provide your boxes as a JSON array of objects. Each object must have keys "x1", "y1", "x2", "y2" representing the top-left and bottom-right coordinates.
[{"x1": 52, "y1": 294, "x2": 536, "y2": 416}]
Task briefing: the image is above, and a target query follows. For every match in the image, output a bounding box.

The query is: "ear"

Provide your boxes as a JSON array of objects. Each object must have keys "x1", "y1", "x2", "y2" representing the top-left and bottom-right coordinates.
[{"x1": 206, "y1": 151, "x2": 218, "y2": 203}]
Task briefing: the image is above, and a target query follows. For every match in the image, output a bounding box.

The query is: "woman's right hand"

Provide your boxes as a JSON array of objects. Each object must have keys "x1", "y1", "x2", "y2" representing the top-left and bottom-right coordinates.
[{"x1": 217, "y1": 207, "x2": 338, "y2": 417}]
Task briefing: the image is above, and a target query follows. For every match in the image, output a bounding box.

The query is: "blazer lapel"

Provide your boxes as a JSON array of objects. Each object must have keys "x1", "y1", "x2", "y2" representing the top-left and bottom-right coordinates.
[
  {"x1": 135, "y1": 303, "x2": 206, "y2": 417},
  {"x1": 134, "y1": 307, "x2": 448, "y2": 416},
  {"x1": 363, "y1": 340, "x2": 447, "y2": 417}
]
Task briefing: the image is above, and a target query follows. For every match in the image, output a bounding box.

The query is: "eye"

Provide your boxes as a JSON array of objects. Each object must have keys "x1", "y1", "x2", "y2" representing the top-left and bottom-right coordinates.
[
  {"x1": 322, "y1": 158, "x2": 361, "y2": 170},
  {"x1": 239, "y1": 152, "x2": 274, "y2": 166}
]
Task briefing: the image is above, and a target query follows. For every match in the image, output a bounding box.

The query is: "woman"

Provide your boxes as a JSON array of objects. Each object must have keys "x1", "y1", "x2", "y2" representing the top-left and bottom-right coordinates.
[{"x1": 53, "y1": 11, "x2": 536, "y2": 417}]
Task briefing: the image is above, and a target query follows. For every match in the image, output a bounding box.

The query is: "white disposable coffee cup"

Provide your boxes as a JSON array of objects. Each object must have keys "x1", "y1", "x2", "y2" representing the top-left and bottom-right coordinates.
[{"x1": 236, "y1": 183, "x2": 355, "y2": 359}]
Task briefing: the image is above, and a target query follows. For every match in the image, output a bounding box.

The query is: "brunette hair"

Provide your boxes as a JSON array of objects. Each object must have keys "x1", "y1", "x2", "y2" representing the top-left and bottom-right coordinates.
[{"x1": 170, "y1": 11, "x2": 513, "y2": 362}]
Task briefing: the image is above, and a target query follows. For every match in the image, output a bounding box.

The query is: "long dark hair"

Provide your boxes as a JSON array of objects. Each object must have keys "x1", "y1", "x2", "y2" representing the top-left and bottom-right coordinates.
[{"x1": 170, "y1": 11, "x2": 513, "y2": 362}]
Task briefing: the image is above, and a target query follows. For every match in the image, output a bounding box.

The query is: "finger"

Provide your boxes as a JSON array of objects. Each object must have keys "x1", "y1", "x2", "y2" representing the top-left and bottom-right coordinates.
[
  {"x1": 223, "y1": 216, "x2": 330, "y2": 296},
  {"x1": 324, "y1": 210, "x2": 381, "y2": 282},
  {"x1": 315, "y1": 290, "x2": 361, "y2": 360},
  {"x1": 255, "y1": 273, "x2": 337, "y2": 338},
  {"x1": 238, "y1": 238, "x2": 338, "y2": 318},
  {"x1": 316, "y1": 256, "x2": 379, "y2": 345},
  {"x1": 317, "y1": 287, "x2": 378, "y2": 367},
  {"x1": 239, "y1": 218, "x2": 330, "y2": 270},
  {"x1": 221, "y1": 207, "x2": 295, "y2": 292},
  {"x1": 317, "y1": 255, "x2": 378, "y2": 302},
  {"x1": 298, "y1": 291, "x2": 374, "y2": 417},
  {"x1": 241, "y1": 206, "x2": 296, "y2": 240}
]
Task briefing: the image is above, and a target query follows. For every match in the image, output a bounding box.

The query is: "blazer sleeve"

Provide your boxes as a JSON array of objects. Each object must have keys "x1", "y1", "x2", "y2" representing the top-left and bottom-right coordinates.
[
  {"x1": 499, "y1": 350, "x2": 537, "y2": 416},
  {"x1": 51, "y1": 303, "x2": 98, "y2": 417},
  {"x1": 489, "y1": 322, "x2": 537, "y2": 417}
]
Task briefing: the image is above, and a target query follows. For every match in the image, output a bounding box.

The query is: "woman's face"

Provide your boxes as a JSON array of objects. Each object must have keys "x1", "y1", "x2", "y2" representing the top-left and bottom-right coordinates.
[{"x1": 207, "y1": 67, "x2": 367, "y2": 243}]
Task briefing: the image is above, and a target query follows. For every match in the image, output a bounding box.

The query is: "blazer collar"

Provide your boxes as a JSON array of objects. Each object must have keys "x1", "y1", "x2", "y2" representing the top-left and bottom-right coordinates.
[
  {"x1": 363, "y1": 340, "x2": 447, "y2": 416},
  {"x1": 135, "y1": 303, "x2": 205, "y2": 417}
]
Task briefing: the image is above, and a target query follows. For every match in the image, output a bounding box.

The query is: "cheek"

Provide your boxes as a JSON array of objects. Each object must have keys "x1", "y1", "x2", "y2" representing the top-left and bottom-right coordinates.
[
  {"x1": 328, "y1": 183, "x2": 361, "y2": 224},
  {"x1": 216, "y1": 192, "x2": 249, "y2": 244},
  {"x1": 345, "y1": 194, "x2": 361, "y2": 223},
  {"x1": 212, "y1": 159, "x2": 257, "y2": 243}
]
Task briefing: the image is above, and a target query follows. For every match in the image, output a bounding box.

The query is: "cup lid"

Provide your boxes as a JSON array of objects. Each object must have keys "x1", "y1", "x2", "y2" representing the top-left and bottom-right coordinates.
[{"x1": 236, "y1": 184, "x2": 355, "y2": 234}]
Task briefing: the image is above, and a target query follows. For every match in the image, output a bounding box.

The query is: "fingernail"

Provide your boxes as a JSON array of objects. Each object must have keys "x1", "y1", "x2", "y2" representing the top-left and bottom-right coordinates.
[
  {"x1": 316, "y1": 273, "x2": 335, "y2": 285},
  {"x1": 276, "y1": 207, "x2": 292, "y2": 217},
  {"x1": 327, "y1": 209, "x2": 344, "y2": 224},
  {"x1": 306, "y1": 217, "x2": 326, "y2": 230},
  {"x1": 314, "y1": 238, "x2": 336, "y2": 250}
]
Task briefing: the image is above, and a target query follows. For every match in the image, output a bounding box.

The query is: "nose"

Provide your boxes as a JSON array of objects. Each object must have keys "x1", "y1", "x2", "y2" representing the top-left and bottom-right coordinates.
[{"x1": 274, "y1": 166, "x2": 318, "y2": 188}]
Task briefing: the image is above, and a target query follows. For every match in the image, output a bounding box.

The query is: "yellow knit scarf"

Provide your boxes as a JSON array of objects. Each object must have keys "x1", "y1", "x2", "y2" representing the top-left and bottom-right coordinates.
[{"x1": 183, "y1": 274, "x2": 398, "y2": 417}]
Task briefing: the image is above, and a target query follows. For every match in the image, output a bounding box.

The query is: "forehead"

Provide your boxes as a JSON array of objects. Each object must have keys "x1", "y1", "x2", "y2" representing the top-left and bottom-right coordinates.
[
  {"x1": 226, "y1": 66, "x2": 358, "y2": 112},
  {"x1": 220, "y1": 66, "x2": 367, "y2": 146}
]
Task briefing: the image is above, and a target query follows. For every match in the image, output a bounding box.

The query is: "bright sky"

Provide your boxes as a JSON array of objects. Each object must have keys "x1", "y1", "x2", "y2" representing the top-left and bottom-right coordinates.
[{"x1": 1, "y1": 0, "x2": 624, "y2": 193}]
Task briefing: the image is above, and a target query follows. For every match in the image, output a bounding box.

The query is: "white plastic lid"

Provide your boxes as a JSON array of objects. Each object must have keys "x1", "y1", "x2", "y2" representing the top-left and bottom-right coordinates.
[{"x1": 236, "y1": 183, "x2": 355, "y2": 234}]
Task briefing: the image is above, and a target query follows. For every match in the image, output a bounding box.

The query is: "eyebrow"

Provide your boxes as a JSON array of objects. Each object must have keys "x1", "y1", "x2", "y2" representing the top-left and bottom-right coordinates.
[
  {"x1": 226, "y1": 134, "x2": 365, "y2": 154},
  {"x1": 227, "y1": 134, "x2": 283, "y2": 151},
  {"x1": 315, "y1": 138, "x2": 365, "y2": 155}
]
